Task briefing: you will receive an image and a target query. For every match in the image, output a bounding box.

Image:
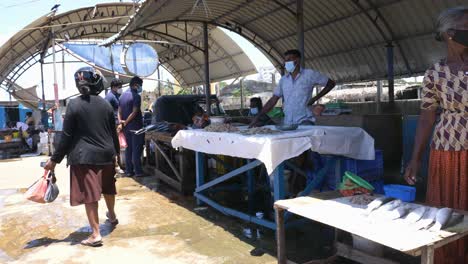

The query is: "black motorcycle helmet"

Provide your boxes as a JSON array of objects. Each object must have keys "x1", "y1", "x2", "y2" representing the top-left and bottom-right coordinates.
[{"x1": 74, "y1": 67, "x2": 105, "y2": 95}]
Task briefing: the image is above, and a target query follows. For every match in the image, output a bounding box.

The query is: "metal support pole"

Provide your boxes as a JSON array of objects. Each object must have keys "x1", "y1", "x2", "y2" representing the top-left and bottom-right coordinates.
[
  {"x1": 195, "y1": 152, "x2": 205, "y2": 206},
  {"x1": 296, "y1": 0, "x2": 305, "y2": 68},
  {"x1": 203, "y1": 22, "x2": 211, "y2": 116},
  {"x1": 40, "y1": 62, "x2": 46, "y2": 110},
  {"x1": 386, "y1": 43, "x2": 394, "y2": 103},
  {"x1": 52, "y1": 27, "x2": 59, "y2": 107},
  {"x1": 240, "y1": 79, "x2": 244, "y2": 110},
  {"x1": 247, "y1": 160, "x2": 255, "y2": 215},
  {"x1": 157, "y1": 65, "x2": 161, "y2": 96},
  {"x1": 376, "y1": 80, "x2": 382, "y2": 114},
  {"x1": 62, "y1": 50, "x2": 66, "y2": 91}
]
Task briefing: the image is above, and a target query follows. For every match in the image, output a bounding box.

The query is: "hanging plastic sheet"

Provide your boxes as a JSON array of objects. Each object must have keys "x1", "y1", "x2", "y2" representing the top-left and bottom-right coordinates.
[
  {"x1": 124, "y1": 43, "x2": 159, "y2": 77},
  {"x1": 64, "y1": 44, "x2": 126, "y2": 75}
]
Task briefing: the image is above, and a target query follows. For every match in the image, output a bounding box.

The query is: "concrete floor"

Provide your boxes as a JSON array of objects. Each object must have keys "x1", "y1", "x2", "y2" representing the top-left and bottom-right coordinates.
[{"x1": 0, "y1": 156, "x2": 279, "y2": 264}]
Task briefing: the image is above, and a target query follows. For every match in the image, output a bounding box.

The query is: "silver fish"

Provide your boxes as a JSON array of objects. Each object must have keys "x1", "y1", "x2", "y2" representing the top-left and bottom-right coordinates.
[
  {"x1": 365, "y1": 196, "x2": 395, "y2": 213},
  {"x1": 413, "y1": 207, "x2": 438, "y2": 230},
  {"x1": 444, "y1": 212, "x2": 465, "y2": 229},
  {"x1": 404, "y1": 206, "x2": 427, "y2": 223},
  {"x1": 375, "y1": 199, "x2": 402, "y2": 212},
  {"x1": 379, "y1": 206, "x2": 409, "y2": 220},
  {"x1": 430, "y1": 208, "x2": 453, "y2": 231}
]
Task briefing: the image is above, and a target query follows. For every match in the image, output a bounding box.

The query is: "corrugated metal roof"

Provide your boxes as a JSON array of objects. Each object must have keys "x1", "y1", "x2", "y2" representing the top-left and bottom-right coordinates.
[
  {"x1": 0, "y1": 2, "x2": 256, "y2": 93},
  {"x1": 118, "y1": 0, "x2": 466, "y2": 83}
]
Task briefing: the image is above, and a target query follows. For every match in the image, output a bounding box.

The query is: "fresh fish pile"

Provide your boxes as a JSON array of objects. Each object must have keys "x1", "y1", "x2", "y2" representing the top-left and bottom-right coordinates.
[
  {"x1": 403, "y1": 206, "x2": 427, "y2": 224},
  {"x1": 349, "y1": 194, "x2": 375, "y2": 206},
  {"x1": 365, "y1": 196, "x2": 395, "y2": 214},
  {"x1": 238, "y1": 127, "x2": 280, "y2": 135},
  {"x1": 413, "y1": 207, "x2": 439, "y2": 230},
  {"x1": 204, "y1": 123, "x2": 239, "y2": 132},
  {"x1": 363, "y1": 196, "x2": 464, "y2": 231},
  {"x1": 429, "y1": 208, "x2": 453, "y2": 231}
]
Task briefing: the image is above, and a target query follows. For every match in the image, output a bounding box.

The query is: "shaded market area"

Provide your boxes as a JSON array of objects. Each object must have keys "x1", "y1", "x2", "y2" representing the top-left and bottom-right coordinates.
[{"x1": 0, "y1": 1, "x2": 467, "y2": 264}]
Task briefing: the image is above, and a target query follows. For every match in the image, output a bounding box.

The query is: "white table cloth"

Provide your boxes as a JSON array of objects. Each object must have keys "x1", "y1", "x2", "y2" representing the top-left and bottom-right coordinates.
[{"x1": 171, "y1": 125, "x2": 375, "y2": 174}]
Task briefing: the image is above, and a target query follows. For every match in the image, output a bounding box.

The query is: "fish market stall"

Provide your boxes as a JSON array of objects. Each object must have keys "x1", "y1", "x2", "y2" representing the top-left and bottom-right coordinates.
[
  {"x1": 274, "y1": 192, "x2": 468, "y2": 264},
  {"x1": 0, "y1": 130, "x2": 26, "y2": 159},
  {"x1": 143, "y1": 95, "x2": 224, "y2": 193},
  {"x1": 171, "y1": 125, "x2": 375, "y2": 229},
  {"x1": 144, "y1": 131, "x2": 196, "y2": 194}
]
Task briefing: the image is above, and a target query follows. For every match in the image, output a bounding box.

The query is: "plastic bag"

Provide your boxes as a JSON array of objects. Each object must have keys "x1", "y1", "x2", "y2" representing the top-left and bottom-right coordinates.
[
  {"x1": 25, "y1": 171, "x2": 49, "y2": 203},
  {"x1": 118, "y1": 131, "x2": 127, "y2": 148},
  {"x1": 44, "y1": 172, "x2": 59, "y2": 203},
  {"x1": 339, "y1": 171, "x2": 374, "y2": 197}
]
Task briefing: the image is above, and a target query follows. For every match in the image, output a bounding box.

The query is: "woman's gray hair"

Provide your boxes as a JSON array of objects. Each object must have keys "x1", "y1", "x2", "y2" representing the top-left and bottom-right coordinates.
[{"x1": 435, "y1": 6, "x2": 468, "y2": 41}]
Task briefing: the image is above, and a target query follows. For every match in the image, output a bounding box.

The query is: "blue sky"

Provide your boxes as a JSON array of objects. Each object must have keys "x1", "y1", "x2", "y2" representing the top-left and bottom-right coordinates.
[
  {"x1": 0, "y1": 0, "x2": 272, "y2": 101},
  {"x1": 0, "y1": 1, "x2": 119, "y2": 40}
]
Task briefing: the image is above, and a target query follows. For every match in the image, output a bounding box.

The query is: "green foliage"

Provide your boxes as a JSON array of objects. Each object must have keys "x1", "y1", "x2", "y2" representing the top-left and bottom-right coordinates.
[{"x1": 231, "y1": 87, "x2": 253, "y2": 97}]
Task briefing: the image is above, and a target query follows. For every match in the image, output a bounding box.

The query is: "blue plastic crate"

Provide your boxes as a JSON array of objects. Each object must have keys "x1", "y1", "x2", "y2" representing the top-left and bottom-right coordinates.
[
  {"x1": 316, "y1": 150, "x2": 383, "y2": 190},
  {"x1": 370, "y1": 180, "x2": 385, "y2": 195},
  {"x1": 384, "y1": 184, "x2": 416, "y2": 202},
  {"x1": 342, "y1": 150, "x2": 384, "y2": 182}
]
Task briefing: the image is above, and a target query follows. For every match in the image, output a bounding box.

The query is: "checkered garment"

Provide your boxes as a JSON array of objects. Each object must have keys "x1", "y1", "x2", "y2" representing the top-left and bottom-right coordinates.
[{"x1": 421, "y1": 62, "x2": 468, "y2": 151}]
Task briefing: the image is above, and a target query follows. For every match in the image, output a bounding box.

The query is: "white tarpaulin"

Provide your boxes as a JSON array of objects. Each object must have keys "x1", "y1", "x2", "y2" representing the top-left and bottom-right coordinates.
[{"x1": 171, "y1": 126, "x2": 375, "y2": 175}]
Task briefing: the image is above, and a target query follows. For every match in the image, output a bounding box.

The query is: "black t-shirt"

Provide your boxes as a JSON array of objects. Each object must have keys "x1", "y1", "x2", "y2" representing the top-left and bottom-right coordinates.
[{"x1": 51, "y1": 95, "x2": 119, "y2": 165}]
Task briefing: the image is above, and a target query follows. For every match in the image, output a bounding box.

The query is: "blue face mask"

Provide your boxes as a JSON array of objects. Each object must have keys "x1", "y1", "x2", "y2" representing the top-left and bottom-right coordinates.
[
  {"x1": 135, "y1": 84, "x2": 143, "y2": 94},
  {"x1": 250, "y1": 107, "x2": 259, "y2": 116},
  {"x1": 284, "y1": 61, "x2": 296, "y2": 73}
]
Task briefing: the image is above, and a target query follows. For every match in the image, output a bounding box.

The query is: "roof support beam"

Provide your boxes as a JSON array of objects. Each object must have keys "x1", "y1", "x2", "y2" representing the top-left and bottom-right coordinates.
[
  {"x1": 130, "y1": 27, "x2": 203, "y2": 51},
  {"x1": 140, "y1": 19, "x2": 283, "y2": 69},
  {"x1": 296, "y1": 0, "x2": 304, "y2": 67},
  {"x1": 272, "y1": 0, "x2": 296, "y2": 16},
  {"x1": 386, "y1": 43, "x2": 394, "y2": 103},
  {"x1": 351, "y1": 0, "x2": 412, "y2": 75},
  {"x1": 203, "y1": 22, "x2": 211, "y2": 116}
]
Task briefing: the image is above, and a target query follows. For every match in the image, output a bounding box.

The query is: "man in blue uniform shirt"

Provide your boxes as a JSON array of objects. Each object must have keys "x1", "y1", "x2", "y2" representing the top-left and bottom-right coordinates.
[
  {"x1": 105, "y1": 79, "x2": 123, "y2": 123},
  {"x1": 118, "y1": 76, "x2": 145, "y2": 177}
]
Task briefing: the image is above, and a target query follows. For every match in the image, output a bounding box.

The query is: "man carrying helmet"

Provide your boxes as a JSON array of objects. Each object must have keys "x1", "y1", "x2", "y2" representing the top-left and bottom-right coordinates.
[{"x1": 44, "y1": 67, "x2": 120, "y2": 247}]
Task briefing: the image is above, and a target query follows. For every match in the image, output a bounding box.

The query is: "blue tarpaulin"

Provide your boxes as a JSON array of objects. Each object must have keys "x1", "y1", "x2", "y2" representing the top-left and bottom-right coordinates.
[
  {"x1": 64, "y1": 43, "x2": 159, "y2": 77},
  {"x1": 125, "y1": 43, "x2": 158, "y2": 77},
  {"x1": 64, "y1": 44, "x2": 126, "y2": 74}
]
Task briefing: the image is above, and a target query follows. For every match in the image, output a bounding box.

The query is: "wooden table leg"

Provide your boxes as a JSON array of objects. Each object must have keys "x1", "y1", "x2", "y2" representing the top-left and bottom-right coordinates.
[
  {"x1": 421, "y1": 245, "x2": 434, "y2": 264},
  {"x1": 276, "y1": 207, "x2": 286, "y2": 264}
]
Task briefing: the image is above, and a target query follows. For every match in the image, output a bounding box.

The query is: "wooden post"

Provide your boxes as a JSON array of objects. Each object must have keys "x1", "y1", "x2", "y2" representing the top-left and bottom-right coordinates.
[
  {"x1": 276, "y1": 207, "x2": 286, "y2": 264},
  {"x1": 421, "y1": 246, "x2": 434, "y2": 264}
]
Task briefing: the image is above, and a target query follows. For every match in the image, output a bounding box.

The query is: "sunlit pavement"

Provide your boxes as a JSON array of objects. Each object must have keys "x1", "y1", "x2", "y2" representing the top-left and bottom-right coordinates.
[{"x1": 0, "y1": 156, "x2": 277, "y2": 264}]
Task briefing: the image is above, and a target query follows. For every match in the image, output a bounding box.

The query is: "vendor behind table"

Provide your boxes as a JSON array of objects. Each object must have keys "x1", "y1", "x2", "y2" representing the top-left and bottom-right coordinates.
[{"x1": 250, "y1": 49, "x2": 335, "y2": 127}]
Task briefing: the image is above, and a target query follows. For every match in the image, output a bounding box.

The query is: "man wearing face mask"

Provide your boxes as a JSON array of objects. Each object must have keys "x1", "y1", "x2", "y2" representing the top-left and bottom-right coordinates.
[
  {"x1": 118, "y1": 76, "x2": 145, "y2": 177},
  {"x1": 250, "y1": 49, "x2": 335, "y2": 127},
  {"x1": 229, "y1": 97, "x2": 273, "y2": 125},
  {"x1": 248, "y1": 97, "x2": 274, "y2": 125},
  {"x1": 105, "y1": 79, "x2": 123, "y2": 123}
]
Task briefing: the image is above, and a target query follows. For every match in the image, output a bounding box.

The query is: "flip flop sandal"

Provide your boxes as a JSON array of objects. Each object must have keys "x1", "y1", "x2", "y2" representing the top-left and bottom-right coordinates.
[
  {"x1": 80, "y1": 238, "x2": 103, "y2": 247},
  {"x1": 106, "y1": 212, "x2": 119, "y2": 225}
]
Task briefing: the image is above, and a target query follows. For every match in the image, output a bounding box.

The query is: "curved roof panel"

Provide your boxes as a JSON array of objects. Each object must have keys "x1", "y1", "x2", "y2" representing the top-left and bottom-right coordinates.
[
  {"x1": 0, "y1": 2, "x2": 256, "y2": 94},
  {"x1": 117, "y1": 0, "x2": 465, "y2": 82}
]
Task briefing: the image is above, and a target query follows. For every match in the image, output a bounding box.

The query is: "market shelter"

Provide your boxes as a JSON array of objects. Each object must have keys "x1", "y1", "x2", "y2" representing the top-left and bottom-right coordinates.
[
  {"x1": 110, "y1": 0, "x2": 464, "y2": 101},
  {"x1": 0, "y1": 2, "x2": 256, "y2": 102}
]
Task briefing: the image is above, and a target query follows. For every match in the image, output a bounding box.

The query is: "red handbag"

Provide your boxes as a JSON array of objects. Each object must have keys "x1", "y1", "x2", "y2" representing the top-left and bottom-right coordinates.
[{"x1": 25, "y1": 170, "x2": 49, "y2": 203}]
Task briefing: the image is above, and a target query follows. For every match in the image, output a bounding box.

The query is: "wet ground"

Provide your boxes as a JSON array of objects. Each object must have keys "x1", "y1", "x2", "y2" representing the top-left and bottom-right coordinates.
[
  {"x1": 0, "y1": 156, "x2": 422, "y2": 264},
  {"x1": 0, "y1": 156, "x2": 283, "y2": 264}
]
